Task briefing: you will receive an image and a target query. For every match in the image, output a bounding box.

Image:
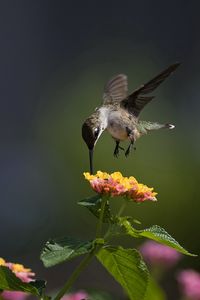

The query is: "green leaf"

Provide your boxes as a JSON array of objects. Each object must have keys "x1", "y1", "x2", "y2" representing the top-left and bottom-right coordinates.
[
  {"x1": 138, "y1": 225, "x2": 196, "y2": 256},
  {"x1": 115, "y1": 216, "x2": 141, "y2": 224},
  {"x1": 78, "y1": 195, "x2": 112, "y2": 223},
  {"x1": 41, "y1": 237, "x2": 94, "y2": 267},
  {"x1": 116, "y1": 217, "x2": 139, "y2": 237},
  {"x1": 96, "y1": 246, "x2": 149, "y2": 300},
  {"x1": 106, "y1": 217, "x2": 142, "y2": 238},
  {"x1": 0, "y1": 266, "x2": 45, "y2": 296},
  {"x1": 119, "y1": 220, "x2": 196, "y2": 257},
  {"x1": 144, "y1": 277, "x2": 166, "y2": 300},
  {"x1": 78, "y1": 194, "x2": 101, "y2": 206},
  {"x1": 30, "y1": 280, "x2": 47, "y2": 297}
]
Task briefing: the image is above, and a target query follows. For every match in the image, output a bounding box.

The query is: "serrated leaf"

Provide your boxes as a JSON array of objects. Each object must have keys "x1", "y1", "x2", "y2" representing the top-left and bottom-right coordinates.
[
  {"x1": 41, "y1": 237, "x2": 94, "y2": 267},
  {"x1": 138, "y1": 225, "x2": 196, "y2": 256},
  {"x1": 78, "y1": 195, "x2": 112, "y2": 223},
  {"x1": 78, "y1": 194, "x2": 101, "y2": 206},
  {"x1": 0, "y1": 266, "x2": 45, "y2": 296},
  {"x1": 119, "y1": 220, "x2": 196, "y2": 257},
  {"x1": 96, "y1": 246, "x2": 149, "y2": 300},
  {"x1": 144, "y1": 277, "x2": 166, "y2": 300}
]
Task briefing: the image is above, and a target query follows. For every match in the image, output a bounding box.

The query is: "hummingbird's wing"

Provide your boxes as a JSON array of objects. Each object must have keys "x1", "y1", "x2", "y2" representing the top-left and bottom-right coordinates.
[
  {"x1": 103, "y1": 74, "x2": 128, "y2": 104},
  {"x1": 121, "y1": 63, "x2": 180, "y2": 117}
]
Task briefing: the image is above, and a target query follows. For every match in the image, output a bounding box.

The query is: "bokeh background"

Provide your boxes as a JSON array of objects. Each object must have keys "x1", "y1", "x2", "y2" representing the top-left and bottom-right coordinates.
[{"x1": 1, "y1": 1, "x2": 200, "y2": 299}]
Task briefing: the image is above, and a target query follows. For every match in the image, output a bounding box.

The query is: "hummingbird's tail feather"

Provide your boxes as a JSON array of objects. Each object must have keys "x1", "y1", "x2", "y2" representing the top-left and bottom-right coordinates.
[
  {"x1": 165, "y1": 123, "x2": 175, "y2": 129},
  {"x1": 138, "y1": 120, "x2": 175, "y2": 134}
]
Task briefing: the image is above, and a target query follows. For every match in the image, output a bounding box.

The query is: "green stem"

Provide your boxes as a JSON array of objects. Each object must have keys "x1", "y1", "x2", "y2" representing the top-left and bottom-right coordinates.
[
  {"x1": 103, "y1": 200, "x2": 128, "y2": 242},
  {"x1": 117, "y1": 200, "x2": 128, "y2": 217},
  {"x1": 53, "y1": 198, "x2": 127, "y2": 299},
  {"x1": 53, "y1": 196, "x2": 108, "y2": 300},
  {"x1": 53, "y1": 249, "x2": 95, "y2": 300},
  {"x1": 95, "y1": 197, "x2": 107, "y2": 238}
]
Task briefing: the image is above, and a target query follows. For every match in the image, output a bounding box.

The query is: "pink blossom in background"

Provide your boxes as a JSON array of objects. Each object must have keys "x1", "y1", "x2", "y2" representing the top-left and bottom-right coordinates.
[
  {"x1": 62, "y1": 291, "x2": 89, "y2": 300},
  {"x1": 1, "y1": 291, "x2": 29, "y2": 300},
  {"x1": 140, "y1": 241, "x2": 181, "y2": 268},
  {"x1": 177, "y1": 269, "x2": 200, "y2": 300}
]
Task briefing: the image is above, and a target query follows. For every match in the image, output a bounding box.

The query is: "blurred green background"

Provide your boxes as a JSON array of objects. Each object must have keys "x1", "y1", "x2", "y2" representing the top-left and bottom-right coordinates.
[{"x1": 0, "y1": 1, "x2": 200, "y2": 299}]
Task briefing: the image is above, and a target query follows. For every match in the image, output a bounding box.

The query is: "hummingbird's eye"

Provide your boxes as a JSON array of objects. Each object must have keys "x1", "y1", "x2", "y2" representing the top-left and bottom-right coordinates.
[{"x1": 94, "y1": 127, "x2": 100, "y2": 139}]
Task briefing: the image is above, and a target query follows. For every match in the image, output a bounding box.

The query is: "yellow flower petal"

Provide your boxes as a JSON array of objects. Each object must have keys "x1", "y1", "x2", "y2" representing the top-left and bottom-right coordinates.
[
  {"x1": 96, "y1": 171, "x2": 109, "y2": 179},
  {"x1": 83, "y1": 172, "x2": 95, "y2": 181},
  {"x1": 84, "y1": 170, "x2": 157, "y2": 202},
  {"x1": 110, "y1": 172, "x2": 123, "y2": 181},
  {"x1": 0, "y1": 257, "x2": 5, "y2": 266},
  {"x1": 12, "y1": 263, "x2": 31, "y2": 273}
]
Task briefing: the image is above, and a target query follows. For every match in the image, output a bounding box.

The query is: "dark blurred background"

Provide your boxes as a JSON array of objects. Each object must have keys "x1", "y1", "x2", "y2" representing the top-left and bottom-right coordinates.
[{"x1": 0, "y1": 1, "x2": 200, "y2": 298}]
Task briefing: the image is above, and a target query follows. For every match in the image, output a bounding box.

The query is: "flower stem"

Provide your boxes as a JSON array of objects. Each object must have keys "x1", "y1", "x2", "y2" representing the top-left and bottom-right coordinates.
[
  {"x1": 53, "y1": 196, "x2": 108, "y2": 300},
  {"x1": 117, "y1": 200, "x2": 127, "y2": 217},
  {"x1": 103, "y1": 200, "x2": 128, "y2": 242},
  {"x1": 53, "y1": 249, "x2": 95, "y2": 300},
  {"x1": 95, "y1": 197, "x2": 107, "y2": 238}
]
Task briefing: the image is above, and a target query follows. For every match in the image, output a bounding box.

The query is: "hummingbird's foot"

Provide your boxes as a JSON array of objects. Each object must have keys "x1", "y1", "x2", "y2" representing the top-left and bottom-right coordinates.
[
  {"x1": 114, "y1": 141, "x2": 124, "y2": 157},
  {"x1": 125, "y1": 141, "x2": 135, "y2": 157},
  {"x1": 125, "y1": 146, "x2": 131, "y2": 157}
]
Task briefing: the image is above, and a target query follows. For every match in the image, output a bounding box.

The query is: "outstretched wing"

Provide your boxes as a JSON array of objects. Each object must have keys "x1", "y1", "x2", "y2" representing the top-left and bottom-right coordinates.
[
  {"x1": 103, "y1": 74, "x2": 128, "y2": 104},
  {"x1": 121, "y1": 63, "x2": 180, "y2": 117}
]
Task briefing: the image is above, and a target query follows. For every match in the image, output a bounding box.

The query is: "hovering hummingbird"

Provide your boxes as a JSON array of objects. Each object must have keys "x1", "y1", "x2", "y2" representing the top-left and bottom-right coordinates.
[{"x1": 82, "y1": 63, "x2": 180, "y2": 174}]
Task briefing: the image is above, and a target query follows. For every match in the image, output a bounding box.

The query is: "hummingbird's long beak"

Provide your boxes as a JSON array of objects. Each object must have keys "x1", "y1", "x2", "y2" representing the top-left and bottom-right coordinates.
[{"x1": 89, "y1": 149, "x2": 94, "y2": 174}]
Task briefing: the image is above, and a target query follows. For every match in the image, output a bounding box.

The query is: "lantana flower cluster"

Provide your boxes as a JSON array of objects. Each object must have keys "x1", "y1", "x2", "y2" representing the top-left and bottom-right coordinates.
[
  {"x1": 84, "y1": 171, "x2": 157, "y2": 202},
  {"x1": 0, "y1": 257, "x2": 35, "y2": 300},
  {"x1": 0, "y1": 257, "x2": 35, "y2": 283}
]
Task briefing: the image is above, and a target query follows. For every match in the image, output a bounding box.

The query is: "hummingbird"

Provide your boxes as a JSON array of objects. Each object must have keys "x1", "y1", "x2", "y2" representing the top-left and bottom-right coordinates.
[{"x1": 82, "y1": 63, "x2": 180, "y2": 174}]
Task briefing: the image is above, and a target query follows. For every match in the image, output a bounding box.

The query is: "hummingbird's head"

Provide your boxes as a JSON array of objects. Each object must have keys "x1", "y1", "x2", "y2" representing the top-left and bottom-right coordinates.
[
  {"x1": 82, "y1": 114, "x2": 104, "y2": 174},
  {"x1": 82, "y1": 117, "x2": 103, "y2": 150}
]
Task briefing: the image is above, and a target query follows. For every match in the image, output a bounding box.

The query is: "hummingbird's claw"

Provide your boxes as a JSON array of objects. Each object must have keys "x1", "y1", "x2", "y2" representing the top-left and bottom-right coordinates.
[
  {"x1": 114, "y1": 151, "x2": 118, "y2": 157},
  {"x1": 114, "y1": 147, "x2": 120, "y2": 158},
  {"x1": 125, "y1": 147, "x2": 130, "y2": 157},
  {"x1": 114, "y1": 141, "x2": 124, "y2": 158},
  {"x1": 125, "y1": 141, "x2": 135, "y2": 157}
]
